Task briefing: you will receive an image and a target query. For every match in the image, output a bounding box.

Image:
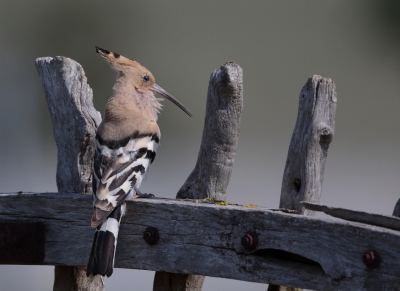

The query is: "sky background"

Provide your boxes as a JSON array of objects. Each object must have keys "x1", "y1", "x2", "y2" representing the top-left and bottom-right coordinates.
[{"x1": 1, "y1": 1, "x2": 400, "y2": 290}]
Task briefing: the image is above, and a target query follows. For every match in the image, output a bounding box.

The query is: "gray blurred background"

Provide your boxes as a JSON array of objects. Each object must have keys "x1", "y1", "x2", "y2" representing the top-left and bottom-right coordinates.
[{"x1": 1, "y1": 1, "x2": 400, "y2": 290}]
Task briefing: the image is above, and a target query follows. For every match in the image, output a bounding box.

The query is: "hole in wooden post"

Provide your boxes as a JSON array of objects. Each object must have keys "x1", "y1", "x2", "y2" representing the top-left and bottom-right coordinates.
[
  {"x1": 320, "y1": 133, "x2": 333, "y2": 142},
  {"x1": 319, "y1": 128, "x2": 333, "y2": 150},
  {"x1": 294, "y1": 179, "x2": 301, "y2": 192}
]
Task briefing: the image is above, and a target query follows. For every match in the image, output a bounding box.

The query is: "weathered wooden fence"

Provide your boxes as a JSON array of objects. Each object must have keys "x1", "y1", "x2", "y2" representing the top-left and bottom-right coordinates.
[{"x1": 0, "y1": 56, "x2": 399, "y2": 291}]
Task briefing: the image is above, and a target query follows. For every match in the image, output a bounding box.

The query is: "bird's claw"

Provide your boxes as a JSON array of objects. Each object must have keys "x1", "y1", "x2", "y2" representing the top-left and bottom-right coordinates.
[{"x1": 137, "y1": 193, "x2": 155, "y2": 199}]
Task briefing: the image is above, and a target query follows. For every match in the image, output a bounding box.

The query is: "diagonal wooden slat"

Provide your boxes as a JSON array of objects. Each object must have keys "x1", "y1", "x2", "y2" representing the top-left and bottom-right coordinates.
[{"x1": 302, "y1": 201, "x2": 400, "y2": 231}]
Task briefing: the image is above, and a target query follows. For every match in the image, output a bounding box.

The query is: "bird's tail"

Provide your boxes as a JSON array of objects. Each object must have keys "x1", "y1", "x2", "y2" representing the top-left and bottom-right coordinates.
[{"x1": 87, "y1": 204, "x2": 125, "y2": 277}]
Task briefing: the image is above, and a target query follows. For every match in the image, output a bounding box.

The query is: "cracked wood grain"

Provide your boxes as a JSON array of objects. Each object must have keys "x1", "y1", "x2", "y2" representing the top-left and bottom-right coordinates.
[
  {"x1": 279, "y1": 75, "x2": 336, "y2": 214},
  {"x1": 36, "y1": 57, "x2": 103, "y2": 291},
  {"x1": 176, "y1": 61, "x2": 243, "y2": 201},
  {"x1": 269, "y1": 76, "x2": 337, "y2": 291},
  {"x1": 155, "y1": 62, "x2": 243, "y2": 290}
]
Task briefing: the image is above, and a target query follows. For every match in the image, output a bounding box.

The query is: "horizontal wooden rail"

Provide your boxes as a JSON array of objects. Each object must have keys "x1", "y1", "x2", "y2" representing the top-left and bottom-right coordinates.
[{"x1": 1, "y1": 192, "x2": 399, "y2": 290}]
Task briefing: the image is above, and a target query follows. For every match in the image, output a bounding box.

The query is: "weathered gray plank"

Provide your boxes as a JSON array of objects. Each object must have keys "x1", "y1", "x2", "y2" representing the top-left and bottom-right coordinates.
[
  {"x1": 1, "y1": 193, "x2": 399, "y2": 291},
  {"x1": 156, "y1": 62, "x2": 243, "y2": 290},
  {"x1": 269, "y1": 76, "x2": 337, "y2": 291},
  {"x1": 35, "y1": 57, "x2": 103, "y2": 291},
  {"x1": 176, "y1": 62, "x2": 243, "y2": 201},
  {"x1": 302, "y1": 201, "x2": 400, "y2": 231}
]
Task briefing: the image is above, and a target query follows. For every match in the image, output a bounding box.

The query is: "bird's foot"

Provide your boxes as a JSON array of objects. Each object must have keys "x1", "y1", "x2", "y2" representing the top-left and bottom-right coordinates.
[
  {"x1": 137, "y1": 193, "x2": 155, "y2": 198},
  {"x1": 133, "y1": 188, "x2": 155, "y2": 199}
]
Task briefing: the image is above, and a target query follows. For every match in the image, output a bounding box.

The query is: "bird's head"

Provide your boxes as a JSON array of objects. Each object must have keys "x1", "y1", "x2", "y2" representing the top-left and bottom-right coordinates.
[{"x1": 96, "y1": 46, "x2": 192, "y2": 117}]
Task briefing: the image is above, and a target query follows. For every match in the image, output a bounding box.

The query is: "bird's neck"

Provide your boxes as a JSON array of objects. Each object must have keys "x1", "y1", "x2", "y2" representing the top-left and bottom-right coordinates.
[{"x1": 104, "y1": 74, "x2": 162, "y2": 123}]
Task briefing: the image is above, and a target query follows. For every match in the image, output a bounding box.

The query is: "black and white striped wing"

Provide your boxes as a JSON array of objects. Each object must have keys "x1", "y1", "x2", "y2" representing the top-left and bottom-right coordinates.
[
  {"x1": 87, "y1": 132, "x2": 159, "y2": 276},
  {"x1": 91, "y1": 132, "x2": 159, "y2": 227}
]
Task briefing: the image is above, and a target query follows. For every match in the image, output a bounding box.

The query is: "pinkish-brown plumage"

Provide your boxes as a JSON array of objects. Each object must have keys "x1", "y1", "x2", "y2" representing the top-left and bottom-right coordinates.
[{"x1": 87, "y1": 46, "x2": 191, "y2": 277}]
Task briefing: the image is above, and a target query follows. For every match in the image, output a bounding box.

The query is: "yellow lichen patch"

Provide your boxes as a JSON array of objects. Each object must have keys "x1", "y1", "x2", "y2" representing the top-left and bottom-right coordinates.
[
  {"x1": 203, "y1": 197, "x2": 215, "y2": 202},
  {"x1": 215, "y1": 201, "x2": 229, "y2": 206},
  {"x1": 196, "y1": 197, "x2": 216, "y2": 203},
  {"x1": 245, "y1": 204, "x2": 258, "y2": 208}
]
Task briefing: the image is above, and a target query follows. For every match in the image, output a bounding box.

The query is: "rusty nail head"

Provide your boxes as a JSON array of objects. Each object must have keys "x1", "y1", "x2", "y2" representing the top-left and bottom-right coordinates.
[
  {"x1": 143, "y1": 226, "x2": 159, "y2": 245},
  {"x1": 363, "y1": 250, "x2": 380, "y2": 269},
  {"x1": 241, "y1": 231, "x2": 258, "y2": 250}
]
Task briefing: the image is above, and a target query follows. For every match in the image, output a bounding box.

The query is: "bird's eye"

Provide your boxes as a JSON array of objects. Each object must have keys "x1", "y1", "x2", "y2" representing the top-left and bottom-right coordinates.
[{"x1": 143, "y1": 75, "x2": 150, "y2": 82}]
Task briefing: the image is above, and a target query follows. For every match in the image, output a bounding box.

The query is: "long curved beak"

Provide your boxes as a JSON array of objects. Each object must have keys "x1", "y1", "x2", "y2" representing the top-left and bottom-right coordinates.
[{"x1": 150, "y1": 84, "x2": 192, "y2": 117}]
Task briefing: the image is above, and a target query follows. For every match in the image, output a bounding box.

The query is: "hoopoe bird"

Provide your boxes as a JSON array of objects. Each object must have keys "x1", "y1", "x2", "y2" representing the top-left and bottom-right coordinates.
[{"x1": 87, "y1": 46, "x2": 192, "y2": 277}]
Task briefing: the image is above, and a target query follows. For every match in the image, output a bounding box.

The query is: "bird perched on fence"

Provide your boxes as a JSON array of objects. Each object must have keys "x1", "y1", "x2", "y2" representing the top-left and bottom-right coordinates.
[{"x1": 87, "y1": 46, "x2": 192, "y2": 277}]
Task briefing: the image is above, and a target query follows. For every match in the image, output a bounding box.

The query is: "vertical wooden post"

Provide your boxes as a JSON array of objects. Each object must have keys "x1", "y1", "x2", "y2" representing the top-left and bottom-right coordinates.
[
  {"x1": 392, "y1": 199, "x2": 400, "y2": 217},
  {"x1": 36, "y1": 57, "x2": 104, "y2": 291},
  {"x1": 268, "y1": 76, "x2": 337, "y2": 291},
  {"x1": 176, "y1": 62, "x2": 243, "y2": 201},
  {"x1": 154, "y1": 62, "x2": 243, "y2": 290}
]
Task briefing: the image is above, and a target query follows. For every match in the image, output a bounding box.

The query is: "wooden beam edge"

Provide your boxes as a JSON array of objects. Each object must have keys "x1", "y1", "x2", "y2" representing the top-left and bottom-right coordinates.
[{"x1": 1, "y1": 193, "x2": 400, "y2": 291}]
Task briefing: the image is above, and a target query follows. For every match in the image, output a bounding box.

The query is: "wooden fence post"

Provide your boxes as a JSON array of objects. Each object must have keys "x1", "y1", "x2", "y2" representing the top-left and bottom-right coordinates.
[
  {"x1": 153, "y1": 62, "x2": 243, "y2": 290},
  {"x1": 268, "y1": 76, "x2": 337, "y2": 291},
  {"x1": 4, "y1": 58, "x2": 398, "y2": 289},
  {"x1": 393, "y1": 199, "x2": 400, "y2": 217},
  {"x1": 35, "y1": 57, "x2": 104, "y2": 291}
]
